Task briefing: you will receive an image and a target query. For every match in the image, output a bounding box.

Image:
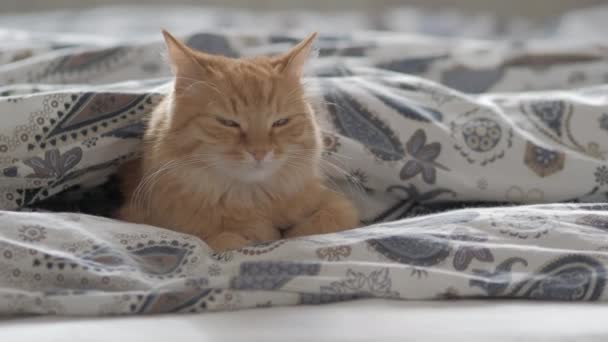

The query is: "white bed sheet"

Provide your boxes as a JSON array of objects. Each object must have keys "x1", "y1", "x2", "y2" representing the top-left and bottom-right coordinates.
[
  {"x1": 2, "y1": 4, "x2": 608, "y2": 339},
  {"x1": 1, "y1": 299, "x2": 607, "y2": 342}
]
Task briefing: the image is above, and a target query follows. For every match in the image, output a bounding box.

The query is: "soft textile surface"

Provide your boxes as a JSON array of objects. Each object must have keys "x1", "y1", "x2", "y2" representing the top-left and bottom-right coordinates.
[
  {"x1": 2, "y1": 204, "x2": 608, "y2": 315},
  {"x1": 2, "y1": 31, "x2": 608, "y2": 220},
  {"x1": 2, "y1": 7, "x2": 608, "y2": 315},
  {"x1": 4, "y1": 300, "x2": 608, "y2": 342}
]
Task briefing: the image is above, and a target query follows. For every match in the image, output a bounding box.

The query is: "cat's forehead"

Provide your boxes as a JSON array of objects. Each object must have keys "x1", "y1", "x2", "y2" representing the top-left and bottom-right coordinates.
[
  {"x1": 204, "y1": 56, "x2": 273, "y2": 77},
  {"x1": 205, "y1": 62, "x2": 303, "y2": 112}
]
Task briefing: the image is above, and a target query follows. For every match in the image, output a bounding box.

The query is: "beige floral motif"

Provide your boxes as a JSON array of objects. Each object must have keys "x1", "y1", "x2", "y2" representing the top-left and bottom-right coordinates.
[
  {"x1": 18, "y1": 225, "x2": 47, "y2": 242},
  {"x1": 435, "y1": 286, "x2": 461, "y2": 299},
  {"x1": 210, "y1": 290, "x2": 243, "y2": 311},
  {"x1": 236, "y1": 240, "x2": 286, "y2": 256},
  {"x1": 524, "y1": 141, "x2": 565, "y2": 177},
  {"x1": 450, "y1": 107, "x2": 513, "y2": 166},
  {"x1": 586, "y1": 142, "x2": 606, "y2": 160},
  {"x1": 476, "y1": 178, "x2": 488, "y2": 190},
  {"x1": 505, "y1": 186, "x2": 544, "y2": 203},
  {"x1": 316, "y1": 245, "x2": 352, "y2": 261},
  {"x1": 521, "y1": 100, "x2": 604, "y2": 160},
  {"x1": 322, "y1": 133, "x2": 341, "y2": 154}
]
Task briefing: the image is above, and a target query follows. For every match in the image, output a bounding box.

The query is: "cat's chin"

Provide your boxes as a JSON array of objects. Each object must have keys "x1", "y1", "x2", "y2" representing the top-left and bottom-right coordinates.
[
  {"x1": 237, "y1": 169, "x2": 275, "y2": 183},
  {"x1": 219, "y1": 164, "x2": 281, "y2": 184}
]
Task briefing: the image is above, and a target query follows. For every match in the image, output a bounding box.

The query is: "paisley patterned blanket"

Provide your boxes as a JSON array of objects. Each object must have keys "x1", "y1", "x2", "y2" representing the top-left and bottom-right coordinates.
[{"x1": 2, "y1": 15, "x2": 608, "y2": 315}]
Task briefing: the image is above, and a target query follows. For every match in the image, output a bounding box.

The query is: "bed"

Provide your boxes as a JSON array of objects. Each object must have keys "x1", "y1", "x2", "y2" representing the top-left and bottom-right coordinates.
[
  {"x1": 1, "y1": 3, "x2": 608, "y2": 340},
  {"x1": 3, "y1": 300, "x2": 608, "y2": 342}
]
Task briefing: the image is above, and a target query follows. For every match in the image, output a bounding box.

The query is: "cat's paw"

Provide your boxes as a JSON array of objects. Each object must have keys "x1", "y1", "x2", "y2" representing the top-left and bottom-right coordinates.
[
  {"x1": 284, "y1": 192, "x2": 359, "y2": 238},
  {"x1": 206, "y1": 231, "x2": 251, "y2": 251},
  {"x1": 114, "y1": 204, "x2": 144, "y2": 223}
]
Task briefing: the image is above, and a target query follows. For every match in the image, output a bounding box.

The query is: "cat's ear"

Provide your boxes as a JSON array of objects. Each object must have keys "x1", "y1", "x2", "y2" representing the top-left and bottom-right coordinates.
[
  {"x1": 273, "y1": 32, "x2": 317, "y2": 78},
  {"x1": 162, "y1": 30, "x2": 201, "y2": 77},
  {"x1": 162, "y1": 29, "x2": 219, "y2": 94}
]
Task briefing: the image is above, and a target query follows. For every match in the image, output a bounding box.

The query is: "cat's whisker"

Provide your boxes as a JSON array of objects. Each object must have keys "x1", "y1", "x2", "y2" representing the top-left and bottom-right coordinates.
[
  {"x1": 139, "y1": 161, "x2": 218, "y2": 215},
  {"x1": 288, "y1": 146, "x2": 355, "y2": 161},
  {"x1": 286, "y1": 159, "x2": 343, "y2": 193},
  {"x1": 316, "y1": 99, "x2": 350, "y2": 115},
  {"x1": 141, "y1": 134, "x2": 184, "y2": 144},
  {"x1": 288, "y1": 151, "x2": 347, "y2": 173},
  {"x1": 322, "y1": 157, "x2": 351, "y2": 175},
  {"x1": 285, "y1": 155, "x2": 345, "y2": 187},
  {"x1": 131, "y1": 155, "x2": 219, "y2": 213},
  {"x1": 286, "y1": 150, "x2": 361, "y2": 193},
  {"x1": 141, "y1": 161, "x2": 217, "y2": 215},
  {"x1": 131, "y1": 159, "x2": 181, "y2": 210},
  {"x1": 317, "y1": 156, "x2": 367, "y2": 196},
  {"x1": 323, "y1": 150, "x2": 354, "y2": 160},
  {"x1": 134, "y1": 162, "x2": 187, "y2": 212}
]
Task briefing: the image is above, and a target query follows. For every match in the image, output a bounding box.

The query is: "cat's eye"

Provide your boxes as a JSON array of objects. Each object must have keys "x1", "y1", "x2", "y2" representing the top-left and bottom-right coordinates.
[
  {"x1": 272, "y1": 118, "x2": 290, "y2": 128},
  {"x1": 216, "y1": 117, "x2": 240, "y2": 128}
]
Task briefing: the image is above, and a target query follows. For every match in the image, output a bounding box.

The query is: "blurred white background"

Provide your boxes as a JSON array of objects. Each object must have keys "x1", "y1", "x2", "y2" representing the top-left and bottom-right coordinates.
[
  {"x1": 1, "y1": 0, "x2": 606, "y2": 19},
  {"x1": 2, "y1": 0, "x2": 608, "y2": 42}
]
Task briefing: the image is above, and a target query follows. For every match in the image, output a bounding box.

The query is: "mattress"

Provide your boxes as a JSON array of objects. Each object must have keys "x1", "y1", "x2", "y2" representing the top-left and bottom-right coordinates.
[
  {"x1": 2, "y1": 300, "x2": 608, "y2": 342},
  {"x1": 1, "y1": 4, "x2": 608, "y2": 339}
]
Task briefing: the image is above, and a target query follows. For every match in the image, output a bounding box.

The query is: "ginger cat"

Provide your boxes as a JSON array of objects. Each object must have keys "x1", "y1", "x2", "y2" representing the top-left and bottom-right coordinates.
[{"x1": 116, "y1": 30, "x2": 359, "y2": 251}]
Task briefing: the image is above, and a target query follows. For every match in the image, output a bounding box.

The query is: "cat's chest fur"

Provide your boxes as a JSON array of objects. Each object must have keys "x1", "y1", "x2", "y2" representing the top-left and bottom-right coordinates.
[{"x1": 135, "y1": 171, "x2": 319, "y2": 242}]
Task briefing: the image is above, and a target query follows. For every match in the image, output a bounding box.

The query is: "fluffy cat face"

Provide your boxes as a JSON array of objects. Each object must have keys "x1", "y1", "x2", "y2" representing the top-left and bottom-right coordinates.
[{"x1": 160, "y1": 30, "x2": 320, "y2": 184}]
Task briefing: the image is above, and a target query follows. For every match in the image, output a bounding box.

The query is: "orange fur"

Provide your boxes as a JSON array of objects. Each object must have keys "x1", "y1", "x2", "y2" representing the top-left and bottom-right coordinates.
[{"x1": 116, "y1": 30, "x2": 359, "y2": 251}]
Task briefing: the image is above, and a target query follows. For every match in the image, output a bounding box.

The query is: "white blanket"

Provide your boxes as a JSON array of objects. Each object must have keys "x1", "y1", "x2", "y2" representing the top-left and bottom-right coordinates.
[{"x1": 1, "y1": 6, "x2": 608, "y2": 316}]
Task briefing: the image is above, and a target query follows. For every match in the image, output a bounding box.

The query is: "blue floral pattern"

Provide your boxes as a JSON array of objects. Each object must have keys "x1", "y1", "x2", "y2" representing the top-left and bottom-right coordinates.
[
  {"x1": 23, "y1": 147, "x2": 82, "y2": 178},
  {"x1": 400, "y1": 129, "x2": 449, "y2": 184},
  {"x1": 599, "y1": 114, "x2": 608, "y2": 131},
  {"x1": 524, "y1": 142, "x2": 565, "y2": 177},
  {"x1": 1, "y1": 27, "x2": 608, "y2": 317},
  {"x1": 0, "y1": 204, "x2": 605, "y2": 316}
]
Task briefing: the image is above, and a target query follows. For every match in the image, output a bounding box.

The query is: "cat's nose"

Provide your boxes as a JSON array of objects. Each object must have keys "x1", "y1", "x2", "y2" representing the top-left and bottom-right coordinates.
[{"x1": 248, "y1": 149, "x2": 269, "y2": 162}]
